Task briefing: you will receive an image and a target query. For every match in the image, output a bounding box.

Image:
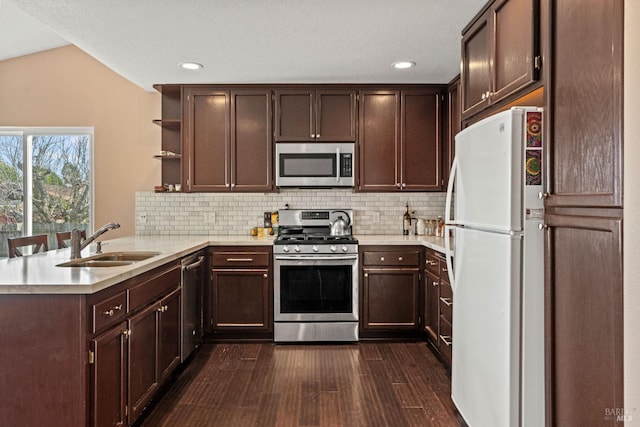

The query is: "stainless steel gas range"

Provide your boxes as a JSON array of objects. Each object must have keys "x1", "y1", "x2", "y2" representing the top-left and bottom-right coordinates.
[{"x1": 273, "y1": 209, "x2": 358, "y2": 342}]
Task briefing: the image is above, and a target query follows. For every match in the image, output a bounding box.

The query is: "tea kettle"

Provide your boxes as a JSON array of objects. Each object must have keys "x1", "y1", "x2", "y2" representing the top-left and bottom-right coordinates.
[{"x1": 330, "y1": 210, "x2": 351, "y2": 236}]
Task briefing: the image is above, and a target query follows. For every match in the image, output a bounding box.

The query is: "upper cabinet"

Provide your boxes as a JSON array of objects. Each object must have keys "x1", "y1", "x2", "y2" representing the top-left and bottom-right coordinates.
[
  {"x1": 461, "y1": 0, "x2": 540, "y2": 119},
  {"x1": 152, "y1": 85, "x2": 183, "y2": 187},
  {"x1": 183, "y1": 88, "x2": 273, "y2": 192},
  {"x1": 274, "y1": 88, "x2": 357, "y2": 142},
  {"x1": 358, "y1": 88, "x2": 443, "y2": 191}
]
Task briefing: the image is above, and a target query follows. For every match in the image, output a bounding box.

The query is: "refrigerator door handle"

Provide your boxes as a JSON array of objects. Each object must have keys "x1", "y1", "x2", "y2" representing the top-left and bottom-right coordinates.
[
  {"x1": 444, "y1": 225, "x2": 456, "y2": 293},
  {"x1": 445, "y1": 156, "x2": 457, "y2": 225}
]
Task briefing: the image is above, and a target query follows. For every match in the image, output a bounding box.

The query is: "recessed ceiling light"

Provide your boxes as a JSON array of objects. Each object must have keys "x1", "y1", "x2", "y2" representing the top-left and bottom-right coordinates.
[
  {"x1": 392, "y1": 61, "x2": 416, "y2": 69},
  {"x1": 180, "y1": 62, "x2": 204, "y2": 70}
]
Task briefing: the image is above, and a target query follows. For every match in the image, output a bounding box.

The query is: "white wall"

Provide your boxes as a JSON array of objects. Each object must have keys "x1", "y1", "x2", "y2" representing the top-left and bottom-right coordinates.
[{"x1": 624, "y1": 0, "x2": 639, "y2": 422}]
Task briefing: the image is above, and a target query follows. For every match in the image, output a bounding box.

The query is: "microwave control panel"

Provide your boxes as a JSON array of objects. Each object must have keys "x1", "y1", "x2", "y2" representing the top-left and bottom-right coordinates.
[{"x1": 340, "y1": 153, "x2": 353, "y2": 177}]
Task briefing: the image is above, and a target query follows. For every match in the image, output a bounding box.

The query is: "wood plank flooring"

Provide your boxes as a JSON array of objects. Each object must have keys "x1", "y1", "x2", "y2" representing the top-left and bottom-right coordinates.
[{"x1": 140, "y1": 342, "x2": 460, "y2": 427}]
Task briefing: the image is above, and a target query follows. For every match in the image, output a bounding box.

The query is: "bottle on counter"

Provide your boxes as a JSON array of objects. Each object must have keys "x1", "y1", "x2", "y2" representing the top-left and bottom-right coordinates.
[
  {"x1": 436, "y1": 216, "x2": 444, "y2": 237},
  {"x1": 403, "y1": 202, "x2": 411, "y2": 235},
  {"x1": 416, "y1": 218, "x2": 426, "y2": 235}
]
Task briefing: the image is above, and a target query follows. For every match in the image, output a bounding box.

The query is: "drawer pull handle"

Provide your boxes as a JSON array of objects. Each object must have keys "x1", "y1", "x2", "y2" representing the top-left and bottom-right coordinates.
[
  {"x1": 440, "y1": 335, "x2": 452, "y2": 347},
  {"x1": 398, "y1": 256, "x2": 403, "y2": 261},
  {"x1": 226, "y1": 258, "x2": 254, "y2": 262},
  {"x1": 432, "y1": 281, "x2": 439, "y2": 287},
  {"x1": 426, "y1": 260, "x2": 437, "y2": 266},
  {"x1": 103, "y1": 304, "x2": 123, "y2": 316},
  {"x1": 441, "y1": 267, "x2": 448, "y2": 272},
  {"x1": 380, "y1": 256, "x2": 385, "y2": 262},
  {"x1": 157, "y1": 305, "x2": 168, "y2": 313},
  {"x1": 440, "y1": 297, "x2": 453, "y2": 307}
]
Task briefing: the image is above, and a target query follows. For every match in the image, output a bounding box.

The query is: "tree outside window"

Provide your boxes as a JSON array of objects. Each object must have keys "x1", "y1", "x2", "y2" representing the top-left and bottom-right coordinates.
[{"x1": 0, "y1": 130, "x2": 92, "y2": 258}]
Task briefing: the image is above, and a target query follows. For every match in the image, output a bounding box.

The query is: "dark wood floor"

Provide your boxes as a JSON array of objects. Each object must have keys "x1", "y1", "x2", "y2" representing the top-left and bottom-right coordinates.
[{"x1": 141, "y1": 342, "x2": 459, "y2": 427}]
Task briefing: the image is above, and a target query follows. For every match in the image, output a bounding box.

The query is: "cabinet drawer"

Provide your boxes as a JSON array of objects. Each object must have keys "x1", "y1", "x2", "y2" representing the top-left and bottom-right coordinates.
[
  {"x1": 439, "y1": 315, "x2": 452, "y2": 364},
  {"x1": 128, "y1": 266, "x2": 181, "y2": 312},
  {"x1": 362, "y1": 250, "x2": 420, "y2": 267},
  {"x1": 424, "y1": 250, "x2": 440, "y2": 275},
  {"x1": 212, "y1": 251, "x2": 270, "y2": 267},
  {"x1": 439, "y1": 282, "x2": 453, "y2": 323},
  {"x1": 92, "y1": 291, "x2": 127, "y2": 333},
  {"x1": 439, "y1": 259, "x2": 450, "y2": 282}
]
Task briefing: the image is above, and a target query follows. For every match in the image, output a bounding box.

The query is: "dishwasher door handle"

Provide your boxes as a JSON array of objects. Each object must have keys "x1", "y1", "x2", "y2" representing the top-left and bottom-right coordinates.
[{"x1": 184, "y1": 256, "x2": 205, "y2": 271}]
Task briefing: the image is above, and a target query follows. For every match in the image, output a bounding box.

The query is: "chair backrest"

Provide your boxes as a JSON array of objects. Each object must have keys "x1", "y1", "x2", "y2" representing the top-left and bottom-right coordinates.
[
  {"x1": 56, "y1": 230, "x2": 87, "y2": 249},
  {"x1": 7, "y1": 235, "x2": 49, "y2": 258}
]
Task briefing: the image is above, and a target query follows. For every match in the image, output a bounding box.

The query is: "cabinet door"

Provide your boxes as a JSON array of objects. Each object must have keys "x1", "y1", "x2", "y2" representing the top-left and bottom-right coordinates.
[
  {"x1": 444, "y1": 77, "x2": 461, "y2": 188},
  {"x1": 401, "y1": 90, "x2": 442, "y2": 190},
  {"x1": 461, "y1": 13, "x2": 491, "y2": 117},
  {"x1": 128, "y1": 303, "x2": 159, "y2": 422},
  {"x1": 274, "y1": 90, "x2": 314, "y2": 141},
  {"x1": 358, "y1": 91, "x2": 400, "y2": 191},
  {"x1": 361, "y1": 268, "x2": 419, "y2": 330},
  {"x1": 158, "y1": 288, "x2": 181, "y2": 383},
  {"x1": 547, "y1": 0, "x2": 623, "y2": 208},
  {"x1": 231, "y1": 90, "x2": 273, "y2": 191},
  {"x1": 424, "y1": 270, "x2": 439, "y2": 341},
  {"x1": 90, "y1": 322, "x2": 127, "y2": 427},
  {"x1": 545, "y1": 212, "x2": 622, "y2": 426},
  {"x1": 316, "y1": 90, "x2": 357, "y2": 142},
  {"x1": 491, "y1": 0, "x2": 538, "y2": 101},
  {"x1": 183, "y1": 88, "x2": 230, "y2": 191},
  {"x1": 211, "y1": 268, "x2": 271, "y2": 332}
]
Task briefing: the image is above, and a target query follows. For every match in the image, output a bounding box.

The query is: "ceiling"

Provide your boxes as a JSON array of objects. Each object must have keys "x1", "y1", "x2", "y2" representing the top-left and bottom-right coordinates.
[{"x1": 2, "y1": 0, "x2": 486, "y2": 92}]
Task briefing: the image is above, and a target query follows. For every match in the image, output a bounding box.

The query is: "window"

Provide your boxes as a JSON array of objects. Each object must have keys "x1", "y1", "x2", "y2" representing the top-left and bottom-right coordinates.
[{"x1": 0, "y1": 128, "x2": 93, "y2": 258}]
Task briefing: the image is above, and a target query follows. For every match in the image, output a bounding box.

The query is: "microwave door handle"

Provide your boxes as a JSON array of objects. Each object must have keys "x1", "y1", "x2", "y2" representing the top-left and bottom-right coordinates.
[{"x1": 336, "y1": 148, "x2": 340, "y2": 182}]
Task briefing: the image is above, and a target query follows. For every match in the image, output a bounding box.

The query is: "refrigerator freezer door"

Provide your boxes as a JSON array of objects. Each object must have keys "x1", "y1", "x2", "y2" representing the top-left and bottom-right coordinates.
[
  {"x1": 451, "y1": 227, "x2": 522, "y2": 427},
  {"x1": 454, "y1": 109, "x2": 524, "y2": 232}
]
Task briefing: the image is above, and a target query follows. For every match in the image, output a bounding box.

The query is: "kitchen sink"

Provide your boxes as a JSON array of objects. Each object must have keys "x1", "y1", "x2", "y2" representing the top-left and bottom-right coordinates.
[{"x1": 57, "y1": 251, "x2": 162, "y2": 267}]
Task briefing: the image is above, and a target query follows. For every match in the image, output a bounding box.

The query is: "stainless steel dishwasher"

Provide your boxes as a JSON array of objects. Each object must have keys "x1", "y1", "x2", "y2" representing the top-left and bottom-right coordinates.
[{"x1": 181, "y1": 251, "x2": 205, "y2": 361}]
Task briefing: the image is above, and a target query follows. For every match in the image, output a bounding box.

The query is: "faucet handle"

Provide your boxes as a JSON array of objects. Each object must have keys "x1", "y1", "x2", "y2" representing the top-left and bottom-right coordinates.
[{"x1": 95, "y1": 241, "x2": 108, "y2": 254}]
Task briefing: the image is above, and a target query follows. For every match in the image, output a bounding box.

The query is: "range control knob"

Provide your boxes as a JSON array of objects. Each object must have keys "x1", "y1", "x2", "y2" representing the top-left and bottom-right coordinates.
[
  {"x1": 312, "y1": 245, "x2": 319, "y2": 252},
  {"x1": 330, "y1": 245, "x2": 337, "y2": 252},
  {"x1": 294, "y1": 245, "x2": 301, "y2": 253},
  {"x1": 283, "y1": 245, "x2": 290, "y2": 253},
  {"x1": 341, "y1": 245, "x2": 348, "y2": 252}
]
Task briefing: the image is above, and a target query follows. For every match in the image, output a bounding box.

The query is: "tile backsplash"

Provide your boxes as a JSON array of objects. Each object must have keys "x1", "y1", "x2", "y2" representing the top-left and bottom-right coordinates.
[{"x1": 135, "y1": 190, "x2": 446, "y2": 235}]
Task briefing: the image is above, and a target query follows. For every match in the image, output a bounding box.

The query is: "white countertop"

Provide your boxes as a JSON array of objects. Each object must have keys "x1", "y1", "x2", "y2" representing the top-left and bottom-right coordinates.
[{"x1": 0, "y1": 234, "x2": 450, "y2": 294}]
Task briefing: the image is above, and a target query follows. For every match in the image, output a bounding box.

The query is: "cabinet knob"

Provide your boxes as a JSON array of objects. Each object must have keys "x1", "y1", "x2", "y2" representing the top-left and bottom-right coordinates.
[
  {"x1": 538, "y1": 192, "x2": 550, "y2": 199},
  {"x1": 364, "y1": 273, "x2": 369, "y2": 278},
  {"x1": 396, "y1": 183, "x2": 401, "y2": 188},
  {"x1": 427, "y1": 260, "x2": 437, "y2": 266},
  {"x1": 481, "y1": 93, "x2": 486, "y2": 100},
  {"x1": 316, "y1": 134, "x2": 321, "y2": 139},
  {"x1": 398, "y1": 256, "x2": 403, "y2": 261},
  {"x1": 103, "y1": 309, "x2": 114, "y2": 316},
  {"x1": 380, "y1": 256, "x2": 385, "y2": 262},
  {"x1": 539, "y1": 223, "x2": 549, "y2": 230},
  {"x1": 231, "y1": 183, "x2": 236, "y2": 188},
  {"x1": 263, "y1": 273, "x2": 268, "y2": 278},
  {"x1": 402, "y1": 183, "x2": 407, "y2": 188},
  {"x1": 442, "y1": 267, "x2": 447, "y2": 272},
  {"x1": 433, "y1": 281, "x2": 439, "y2": 287}
]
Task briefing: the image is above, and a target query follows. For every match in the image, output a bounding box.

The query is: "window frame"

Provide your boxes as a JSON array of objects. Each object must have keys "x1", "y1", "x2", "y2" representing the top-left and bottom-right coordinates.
[{"x1": 0, "y1": 127, "x2": 95, "y2": 236}]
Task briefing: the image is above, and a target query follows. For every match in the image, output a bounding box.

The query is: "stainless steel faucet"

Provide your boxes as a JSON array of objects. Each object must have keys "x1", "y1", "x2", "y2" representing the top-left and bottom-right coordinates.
[{"x1": 70, "y1": 222, "x2": 121, "y2": 259}]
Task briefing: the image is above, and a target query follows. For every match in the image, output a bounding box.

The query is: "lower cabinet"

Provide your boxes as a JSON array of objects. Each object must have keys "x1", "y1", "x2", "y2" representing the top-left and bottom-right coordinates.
[
  {"x1": 89, "y1": 262, "x2": 182, "y2": 427},
  {"x1": 360, "y1": 246, "x2": 421, "y2": 336},
  {"x1": 210, "y1": 246, "x2": 273, "y2": 337},
  {"x1": 424, "y1": 248, "x2": 453, "y2": 367}
]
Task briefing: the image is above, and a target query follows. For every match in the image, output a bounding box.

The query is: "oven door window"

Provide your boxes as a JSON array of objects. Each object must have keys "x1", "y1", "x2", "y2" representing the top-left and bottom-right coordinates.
[
  {"x1": 280, "y1": 265, "x2": 352, "y2": 313},
  {"x1": 279, "y1": 153, "x2": 336, "y2": 177}
]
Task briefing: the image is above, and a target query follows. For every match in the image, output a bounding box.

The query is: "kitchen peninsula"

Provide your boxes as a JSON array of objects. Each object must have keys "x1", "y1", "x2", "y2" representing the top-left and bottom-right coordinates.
[{"x1": 0, "y1": 233, "x2": 450, "y2": 427}]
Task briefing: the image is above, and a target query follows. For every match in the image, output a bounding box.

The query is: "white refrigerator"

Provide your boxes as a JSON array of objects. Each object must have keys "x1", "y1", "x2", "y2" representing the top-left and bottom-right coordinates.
[{"x1": 444, "y1": 107, "x2": 545, "y2": 427}]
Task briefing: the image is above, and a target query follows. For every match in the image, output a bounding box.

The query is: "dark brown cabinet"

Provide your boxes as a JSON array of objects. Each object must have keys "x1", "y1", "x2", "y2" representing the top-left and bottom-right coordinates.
[
  {"x1": 545, "y1": 0, "x2": 624, "y2": 425},
  {"x1": 423, "y1": 248, "x2": 453, "y2": 367},
  {"x1": 360, "y1": 246, "x2": 420, "y2": 333},
  {"x1": 152, "y1": 85, "x2": 182, "y2": 187},
  {"x1": 183, "y1": 88, "x2": 273, "y2": 192},
  {"x1": 210, "y1": 247, "x2": 272, "y2": 336},
  {"x1": 461, "y1": 0, "x2": 540, "y2": 118},
  {"x1": 358, "y1": 89, "x2": 443, "y2": 191},
  {"x1": 90, "y1": 322, "x2": 127, "y2": 427},
  {"x1": 443, "y1": 76, "x2": 461, "y2": 187},
  {"x1": 274, "y1": 88, "x2": 357, "y2": 142}
]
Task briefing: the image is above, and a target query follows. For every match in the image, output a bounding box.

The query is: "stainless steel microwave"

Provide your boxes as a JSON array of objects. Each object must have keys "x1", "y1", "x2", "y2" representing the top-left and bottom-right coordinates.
[{"x1": 275, "y1": 143, "x2": 354, "y2": 187}]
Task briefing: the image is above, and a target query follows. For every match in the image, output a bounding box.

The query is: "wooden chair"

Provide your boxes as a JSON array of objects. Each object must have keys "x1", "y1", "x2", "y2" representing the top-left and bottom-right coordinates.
[
  {"x1": 7, "y1": 234, "x2": 49, "y2": 258},
  {"x1": 56, "y1": 230, "x2": 87, "y2": 249}
]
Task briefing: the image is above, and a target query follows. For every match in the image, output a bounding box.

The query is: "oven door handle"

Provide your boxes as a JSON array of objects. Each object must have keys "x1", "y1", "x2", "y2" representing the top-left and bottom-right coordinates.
[{"x1": 274, "y1": 255, "x2": 358, "y2": 261}]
